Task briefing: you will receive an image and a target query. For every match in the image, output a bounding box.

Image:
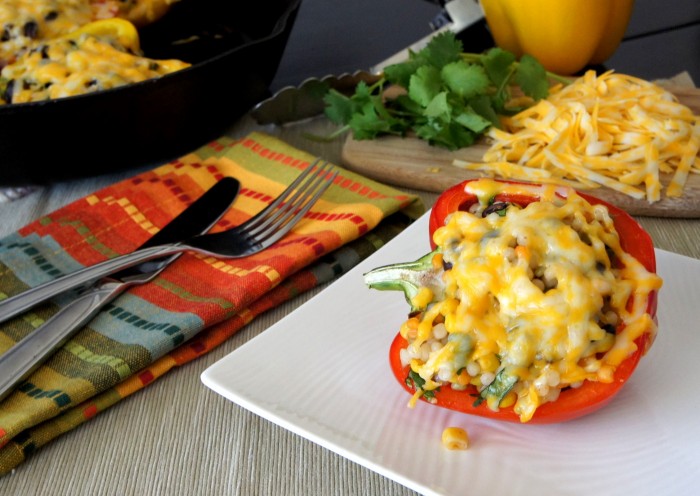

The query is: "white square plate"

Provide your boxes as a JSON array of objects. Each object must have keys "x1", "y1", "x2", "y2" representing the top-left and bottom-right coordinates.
[{"x1": 202, "y1": 212, "x2": 700, "y2": 496}]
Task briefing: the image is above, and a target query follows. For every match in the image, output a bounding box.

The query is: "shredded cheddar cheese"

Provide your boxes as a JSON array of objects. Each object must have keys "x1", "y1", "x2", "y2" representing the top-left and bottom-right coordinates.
[
  {"x1": 401, "y1": 179, "x2": 662, "y2": 422},
  {"x1": 454, "y1": 71, "x2": 700, "y2": 203}
]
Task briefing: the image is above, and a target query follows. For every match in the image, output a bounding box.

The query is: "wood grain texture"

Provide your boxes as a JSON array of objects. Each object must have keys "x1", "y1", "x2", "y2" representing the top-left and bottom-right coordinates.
[{"x1": 342, "y1": 85, "x2": 700, "y2": 218}]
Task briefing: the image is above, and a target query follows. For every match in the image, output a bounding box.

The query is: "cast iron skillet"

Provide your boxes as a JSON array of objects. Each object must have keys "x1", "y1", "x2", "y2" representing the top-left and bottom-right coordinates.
[{"x1": 0, "y1": 0, "x2": 301, "y2": 185}]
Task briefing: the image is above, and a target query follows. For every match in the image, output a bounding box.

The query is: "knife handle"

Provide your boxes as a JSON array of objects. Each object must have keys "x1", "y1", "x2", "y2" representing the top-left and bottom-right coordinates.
[
  {"x1": 0, "y1": 280, "x2": 126, "y2": 402},
  {"x1": 0, "y1": 244, "x2": 181, "y2": 325}
]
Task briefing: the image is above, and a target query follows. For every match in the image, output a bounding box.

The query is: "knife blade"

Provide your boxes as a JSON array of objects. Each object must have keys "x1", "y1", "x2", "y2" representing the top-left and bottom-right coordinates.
[
  {"x1": 0, "y1": 176, "x2": 240, "y2": 401},
  {"x1": 370, "y1": 0, "x2": 484, "y2": 74},
  {"x1": 251, "y1": 0, "x2": 484, "y2": 125},
  {"x1": 0, "y1": 177, "x2": 240, "y2": 325}
]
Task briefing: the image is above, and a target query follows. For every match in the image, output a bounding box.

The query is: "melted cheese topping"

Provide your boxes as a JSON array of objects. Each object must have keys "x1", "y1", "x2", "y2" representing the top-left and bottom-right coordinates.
[
  {"x1": 403, "y1": 179, "x2": 662, "y2": 422},
  {"x1": 1, "y1": 31, "x2": 188, "y2": 103},
  {"x1": 0, "y1": 1, "x2": 93, "y2": 64},
  {"x1": 0, "y1": 1, "x2": 175, "y2": 64},
  {"x1": 0, "y1": 1, "x2": 184, "y2": 103},
  {"x1": 453, "y1": 70, "x2": 700, "y2": 203}
]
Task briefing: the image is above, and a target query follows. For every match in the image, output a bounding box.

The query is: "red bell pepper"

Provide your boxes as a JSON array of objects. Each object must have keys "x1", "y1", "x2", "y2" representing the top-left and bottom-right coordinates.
[{"x1": 383, "y1": 179, "x2": 659, "y2": 424}]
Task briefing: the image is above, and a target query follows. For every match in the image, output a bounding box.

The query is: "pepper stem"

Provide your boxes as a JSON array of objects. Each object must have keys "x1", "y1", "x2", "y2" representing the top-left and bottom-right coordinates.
[{"x1": 363, "y1": 249, "x2": 444, "y2": 312}]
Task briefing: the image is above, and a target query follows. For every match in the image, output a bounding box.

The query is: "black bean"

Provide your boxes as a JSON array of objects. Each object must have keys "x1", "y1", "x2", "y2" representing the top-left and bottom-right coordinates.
[
  {"x1": 605, "y1": 245, "x2": 618, "y2": 267},
  {"x1": 1, "y1": 25, "x2": 13, "y2": 42},
  {"x1": 149, "y1": 62, "x2": 160, "y2": 71},
  {"x1": 482, "y1": 202, "x2": 510, "y2": 217},
  {"x1": 40, "y1": 45, "x2": 49, "y2": 59},
  {"x1": 44, "y1": 11, "x2": 59, "y2": 21},
  {"x1": 602, "y1": 324, "x2": 617, "y2": 334},
  {"x1": 3, "y1": 79, "x2": 15, "y2": 103},
  {"x1": 23, "y1": 21, "x2": 39, "y2": 39},
  {"x1": 578, "y1": 231, "x2": 592, "y2": 246}
]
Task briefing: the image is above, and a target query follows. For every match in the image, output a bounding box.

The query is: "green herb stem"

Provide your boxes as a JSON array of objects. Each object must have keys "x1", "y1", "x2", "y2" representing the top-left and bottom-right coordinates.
[{"x1": 460, "y1": 52, "x2": 571, "y2": 86}]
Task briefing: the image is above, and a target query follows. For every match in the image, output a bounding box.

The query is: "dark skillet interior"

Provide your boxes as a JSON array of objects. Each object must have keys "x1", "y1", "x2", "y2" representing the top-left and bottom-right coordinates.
[{"x1": 0, "y1": 0, "x2": 301, "y2": 185}]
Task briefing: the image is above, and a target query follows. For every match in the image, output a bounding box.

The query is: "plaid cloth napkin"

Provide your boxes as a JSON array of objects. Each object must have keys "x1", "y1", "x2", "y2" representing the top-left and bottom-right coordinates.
[{"x1": 0, "y1": 132, "x2": 423, "y2": 475}]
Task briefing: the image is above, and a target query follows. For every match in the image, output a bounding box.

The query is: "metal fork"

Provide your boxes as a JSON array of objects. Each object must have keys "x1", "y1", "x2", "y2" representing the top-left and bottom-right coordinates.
[{"x1": 0, "y1": 159, "x2": 338, "y2": 324}]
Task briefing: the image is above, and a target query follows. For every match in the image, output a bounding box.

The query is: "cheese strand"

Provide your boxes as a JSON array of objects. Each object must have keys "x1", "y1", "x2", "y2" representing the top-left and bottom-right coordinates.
[{"x1": 454, "y1": 70, "x2": 700, "y2": 203}]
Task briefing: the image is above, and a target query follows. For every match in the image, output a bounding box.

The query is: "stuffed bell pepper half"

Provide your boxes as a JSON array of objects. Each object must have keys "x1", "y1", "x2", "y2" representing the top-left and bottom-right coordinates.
[{"x1": 364, "y1": 178, "x2": 662, "y2": 424}]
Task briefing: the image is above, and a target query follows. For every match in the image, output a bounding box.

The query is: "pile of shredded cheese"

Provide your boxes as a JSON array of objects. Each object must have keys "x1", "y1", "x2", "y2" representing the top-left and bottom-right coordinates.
[{"x1": 454, "y1": 70, "x2": 700, "y2": 203}]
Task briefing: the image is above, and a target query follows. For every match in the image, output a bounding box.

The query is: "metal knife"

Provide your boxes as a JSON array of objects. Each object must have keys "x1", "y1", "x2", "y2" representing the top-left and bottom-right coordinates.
[
  {"x1": 0, "y1": 177, "x2": 240, "y2": 325},
  {"x1": 370, "y1": 0, "x2": 484, "y2": 74},
  {"x1": 251, "y1": 0, "x2": 484, "y2": 125},
  {"x1": 0, "y1": 177, "x2": 240, "y2": 401}
]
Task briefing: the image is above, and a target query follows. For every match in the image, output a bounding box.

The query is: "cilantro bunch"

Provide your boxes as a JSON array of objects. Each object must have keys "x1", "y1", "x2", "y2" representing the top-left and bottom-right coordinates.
[{"x1": 323, "y1": 32, "x2": 556, "y2": 151}]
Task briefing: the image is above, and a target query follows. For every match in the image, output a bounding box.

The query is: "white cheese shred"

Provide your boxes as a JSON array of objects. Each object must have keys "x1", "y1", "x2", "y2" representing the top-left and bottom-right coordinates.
[{"x1": 453, "y1": 70, "x2": 700, "y2": 203}]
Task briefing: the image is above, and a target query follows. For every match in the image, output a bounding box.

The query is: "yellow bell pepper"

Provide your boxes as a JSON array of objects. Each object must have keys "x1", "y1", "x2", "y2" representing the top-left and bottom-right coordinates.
[
  {"x1": 479, "y1": 0, "x2": 635, "y2": 75},
  {"x1": 62, "y1": 18, "x2": 141, "y2": 53},
  {"x1": 124, "y1": 0, "x2": 179, "y2": 28}
]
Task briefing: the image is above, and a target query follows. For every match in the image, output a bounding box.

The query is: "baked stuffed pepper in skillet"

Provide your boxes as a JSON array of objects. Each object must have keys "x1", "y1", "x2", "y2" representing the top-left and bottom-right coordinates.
[{"x1": 365, "y1": 178, "x2": 662, "y2": 423}]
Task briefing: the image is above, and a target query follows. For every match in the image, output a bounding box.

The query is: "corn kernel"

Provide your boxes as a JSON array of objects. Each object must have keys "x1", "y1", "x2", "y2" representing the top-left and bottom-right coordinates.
[
  {"x1": 400, "y1": 317, "x2": 420, "y2": 339},
  {"x1": 499, "y1": 391, "x2": 517, "y2": 408},
  {"x1": 477, "y1": 353, "x2": 500, "y2": 373},
  {"x1": 441, "y1": 427, "x2": 470, "y2": 450},
  {"x1": 514, "y1": 245, "x2": 529, "y2": 260},
  {"x1": 455, "y1": 369, "x2": 470, "y2": 386}
]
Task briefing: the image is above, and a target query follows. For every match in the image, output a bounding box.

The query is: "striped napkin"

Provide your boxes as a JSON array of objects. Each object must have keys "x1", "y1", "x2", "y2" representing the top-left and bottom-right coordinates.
[{"x1": 0, "y1": 132, "x2": 423, "y2": 475}]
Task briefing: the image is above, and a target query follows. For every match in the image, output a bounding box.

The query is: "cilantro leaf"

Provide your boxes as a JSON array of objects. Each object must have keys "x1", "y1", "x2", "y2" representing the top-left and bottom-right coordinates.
[
  {"x1": 473, "y1": 369, "x2": 517, "y2": 407},
  {"x1": 420, "y1": 31, "x2": 463, "y2": 69},
  {"x1": 481, "y1": 47, "x2": 516, "y2": 88},
  {"x1": 347, "y1": 110, "x2": 389, "y2": 139},
  {"x1": 441, "y1": 61, "x2": 490, "y2": 100},
  {"x1": 416, "y1": 120, "x2": 476, "y2": 150},
  {"x1": 390, "y1": 94, "x2": 423, "y2": 115},
  {"x1": 384, "y1": 58, "x2": 423, "y2": 88},
  {"x1": 406, "y1": 370, "x2": 440, "y2": 401},
  {"x1": 408, "y1": 65, "x2": 442, "y2": 107},
  {"x1": 515, "y1": 54, "x2": 549, "y2": 100},
  {"x1": 323, "y1": 89, "x2": 357, "y2": 124},
  {"x1": 424, "y1": 91, "x2": 450, "y2": 119},
  {"x1": 320, "y1": 31, "x2": 555, "y2": 150},
  {"x1": 348, "y1": 100, "x2": 404, "y2": 140},
  {"x1": 407, "y1": 370, "x2": 426, "y2": 390},
  {"x1": 326, "y1": 81, "x2": 407, "y2": 140},
  {"x1": 454, "y1": 108, "x2": 492, "y2": 134},
  {"x1": 469, "y1": 94, "x2": 501, "y2": 128}
]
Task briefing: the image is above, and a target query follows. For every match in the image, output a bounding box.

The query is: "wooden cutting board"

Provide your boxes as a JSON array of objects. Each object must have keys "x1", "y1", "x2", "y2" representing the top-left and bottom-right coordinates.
[{"x1": 341, "y1": 84, "x2": 700, "y2": 218}]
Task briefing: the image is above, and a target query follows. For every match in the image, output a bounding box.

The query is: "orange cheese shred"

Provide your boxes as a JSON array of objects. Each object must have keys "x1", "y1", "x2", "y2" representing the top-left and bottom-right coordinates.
[{"x1": 454, "y1": 70, "x2": 700, "y2": 203}]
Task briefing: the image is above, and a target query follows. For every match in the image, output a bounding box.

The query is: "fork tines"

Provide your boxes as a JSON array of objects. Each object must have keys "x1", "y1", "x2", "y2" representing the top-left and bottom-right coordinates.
[{"x1": 241, "y1": 159, "x2": 338, "y2": 247}]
